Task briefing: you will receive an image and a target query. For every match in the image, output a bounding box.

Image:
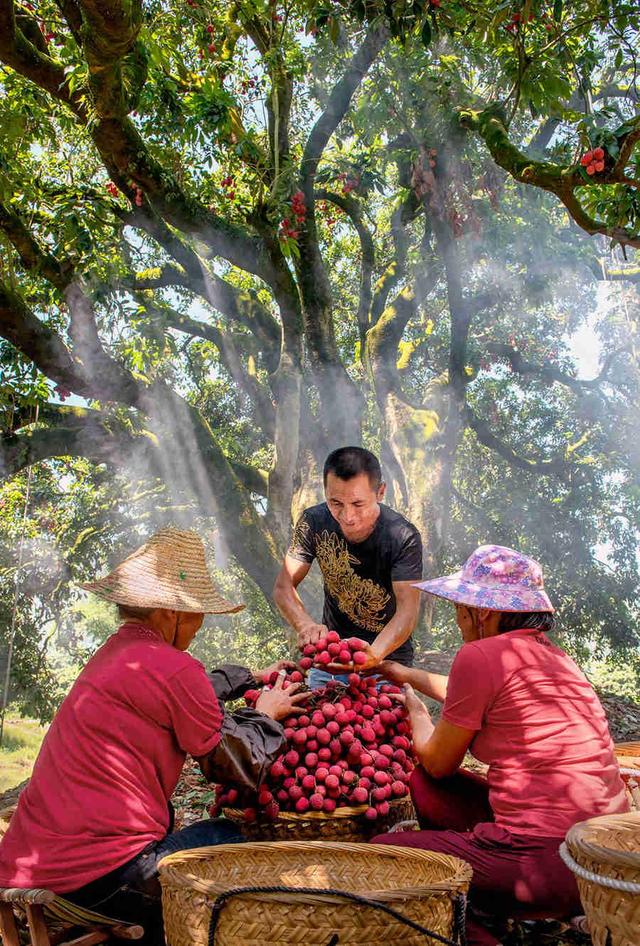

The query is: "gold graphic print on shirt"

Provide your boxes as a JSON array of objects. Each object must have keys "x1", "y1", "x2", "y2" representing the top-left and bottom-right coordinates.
[
  {"x1": 289, "y1": 517, "x2": 311, "y2": 558},
  {"x1": 315, "y1": 530, "x2": 390, "y2": 633}
]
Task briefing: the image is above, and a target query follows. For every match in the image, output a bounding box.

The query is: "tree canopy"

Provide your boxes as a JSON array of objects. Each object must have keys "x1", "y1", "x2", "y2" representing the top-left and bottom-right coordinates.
[{"x1": 1, "y1": 0, "x2": 639, "y2": 715}]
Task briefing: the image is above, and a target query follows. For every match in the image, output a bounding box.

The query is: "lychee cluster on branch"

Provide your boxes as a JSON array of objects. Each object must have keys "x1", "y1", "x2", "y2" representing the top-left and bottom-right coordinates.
[{"x1": 580, "y1": 147, "x2": 606, "y2": 176}]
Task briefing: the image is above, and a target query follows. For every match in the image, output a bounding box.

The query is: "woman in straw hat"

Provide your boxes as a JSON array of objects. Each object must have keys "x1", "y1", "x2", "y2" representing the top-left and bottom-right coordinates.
[
  {"x1": 372, "y1": 545, "x2": 629, "y2": 946},
  {"x1": 0, "y1": 528, "x2": 306, "y2": 944}
]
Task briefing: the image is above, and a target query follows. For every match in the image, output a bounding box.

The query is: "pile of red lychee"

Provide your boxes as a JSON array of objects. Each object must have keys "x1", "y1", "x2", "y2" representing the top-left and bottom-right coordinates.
[{"x1": 211, "y1": 634, "x2": 416, "y2": 823}]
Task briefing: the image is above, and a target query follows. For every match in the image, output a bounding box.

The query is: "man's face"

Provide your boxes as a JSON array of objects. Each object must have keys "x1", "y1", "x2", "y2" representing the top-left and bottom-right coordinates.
[{"x1": 325, "y1": 471, "x2": 385, "y2": 543}]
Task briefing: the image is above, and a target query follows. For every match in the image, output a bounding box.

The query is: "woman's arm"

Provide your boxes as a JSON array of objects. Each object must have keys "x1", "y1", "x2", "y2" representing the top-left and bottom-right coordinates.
[
  {"x1": 400, "y1": 685, "x2": 475, "y2": 778},
  {"x1": 377, "y1": 661, "x2": 449, "y2": 703},
  {"x1": 207, "y1": 665, "x2": 257, "y2": 702},
  {"x1": 196, "y1": 709, "x2": 286, "y2": 791},
  {"x1": 197, "y1": 672, "x2": 308, "y2": 790},
  {"x1": 207, "y1": 660, "x2": 299, "y2": 702}
]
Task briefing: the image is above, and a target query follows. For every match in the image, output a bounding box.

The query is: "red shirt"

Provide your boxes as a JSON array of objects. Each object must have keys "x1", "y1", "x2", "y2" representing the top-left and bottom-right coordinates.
[
  {"x1": 443, "y1": 628, "x2": 629, "y2": 837},
  {"x1": 0, "y1": 623, "x2": 222, "y2": 892}
]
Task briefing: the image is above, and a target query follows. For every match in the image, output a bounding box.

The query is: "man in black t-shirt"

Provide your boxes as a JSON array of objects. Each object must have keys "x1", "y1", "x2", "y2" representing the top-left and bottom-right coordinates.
[{"x1": 273, "y1": 447, "x2": 423, "y2": 685}]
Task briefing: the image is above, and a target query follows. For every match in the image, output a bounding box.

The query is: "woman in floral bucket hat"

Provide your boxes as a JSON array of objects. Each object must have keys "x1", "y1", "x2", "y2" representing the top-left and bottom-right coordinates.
[
  {"x1": 0, "y1": 528, "x2": 307, "y2": 945},
  {"x1": 372, "y1": 545, "x2": 629, "y2": 946}
]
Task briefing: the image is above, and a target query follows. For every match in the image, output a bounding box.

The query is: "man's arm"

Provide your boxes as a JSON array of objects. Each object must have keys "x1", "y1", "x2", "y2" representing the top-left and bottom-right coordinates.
[
  {"x1": 273, "y1": 555, "x2": 328, "y2": 647},
  {"x1": 328, "y1": 580, "x2": 420, "y2": 673},
  {"x1": 368, "y1": 579, "x2": 421, "y2": 665}
]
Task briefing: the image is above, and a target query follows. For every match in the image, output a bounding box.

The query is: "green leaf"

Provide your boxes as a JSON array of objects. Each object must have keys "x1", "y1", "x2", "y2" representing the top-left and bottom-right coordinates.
[
  {"x1": 421, "y1": 18, "x2": 432, "y2": 47},
  {"x1": 553, "y1": 0, "x2": 563, "y2": 21}
]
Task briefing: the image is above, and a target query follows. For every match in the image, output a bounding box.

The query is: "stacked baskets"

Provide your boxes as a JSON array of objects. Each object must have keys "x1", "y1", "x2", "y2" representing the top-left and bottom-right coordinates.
[
  {"x1": 560, "y1": 812, "x2": 640, "y2": 946},
  {"x1": 614, "y1": 741, "x2": 640, "y2": 811},
  {"x1": 159, "y1": 841, "x2": 472, "y2": 946}
]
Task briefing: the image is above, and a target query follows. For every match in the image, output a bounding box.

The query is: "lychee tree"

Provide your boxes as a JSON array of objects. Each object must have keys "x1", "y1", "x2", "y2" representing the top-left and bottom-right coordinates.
[{"x1": 0, "y1": 0, "x2": 639, "y2": 669}]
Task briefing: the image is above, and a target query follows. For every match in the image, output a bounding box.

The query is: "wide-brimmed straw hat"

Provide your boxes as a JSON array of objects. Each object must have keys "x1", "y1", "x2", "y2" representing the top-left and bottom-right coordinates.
[
  {"x1": 81, "y1": 528, "x2": 244, "y2": 614},
  {"x1": 414, "y1": 544, "x2": 554, "y2": 613}
]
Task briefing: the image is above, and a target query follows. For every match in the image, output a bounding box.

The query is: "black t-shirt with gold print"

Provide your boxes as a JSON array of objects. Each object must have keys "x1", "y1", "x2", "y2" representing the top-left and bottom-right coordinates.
[{"x1": 287, "y1": 503, "x2": 423, "y2": 666}]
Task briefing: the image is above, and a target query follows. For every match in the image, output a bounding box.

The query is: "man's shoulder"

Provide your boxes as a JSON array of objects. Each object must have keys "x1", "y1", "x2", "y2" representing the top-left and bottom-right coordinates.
[
  {"x1": 379, "y1": 504, "x2": 421, "y2": 537},
  {"x1": 301, "y1": 502, "x2": 331, "y2": 524}
]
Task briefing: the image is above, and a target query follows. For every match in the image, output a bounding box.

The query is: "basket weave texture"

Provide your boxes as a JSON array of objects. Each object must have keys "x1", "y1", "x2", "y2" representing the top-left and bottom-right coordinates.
[
  {"x1": 615, "y1": 741, "x2": 640, "y2": 764},
  {"x1": 159, "y1": 840, "x2": 472, "y2": 946},
  {"x1": 564, "y1": 812, "x2": 640, "y2": 946},
  {"x1": 221, "y1": 795, "x2": 415, "y2": 842}
]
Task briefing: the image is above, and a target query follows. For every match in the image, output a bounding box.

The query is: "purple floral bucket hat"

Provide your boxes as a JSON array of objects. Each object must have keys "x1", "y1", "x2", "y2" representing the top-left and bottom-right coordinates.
[{"x1": 414, "y1": 545, "x2": 554, "y2": 612}]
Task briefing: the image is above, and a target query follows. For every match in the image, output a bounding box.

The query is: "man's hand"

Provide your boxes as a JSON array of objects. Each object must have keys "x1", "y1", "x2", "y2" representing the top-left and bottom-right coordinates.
[
  {"x1": 296, "y1": 621, "x2": 328, "y2": 648},
  {"x1": 253, "y1": 659, "x2": 299, "y2": 684},
  {"x1": 326, "y1": 641, "x2": 382, "y2": 675},
  {"x1": 255, "y1": 671, "x2": 309, "y2": 721}
]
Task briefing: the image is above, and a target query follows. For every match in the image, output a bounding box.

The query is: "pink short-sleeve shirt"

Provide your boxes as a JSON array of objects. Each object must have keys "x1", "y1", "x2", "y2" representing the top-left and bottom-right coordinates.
[
  {"x1": 442, "y1": 628, "x2": 629, "y2": 836},
  {"x1": 0, "y1": 623, "x2": 222, "y2": 892}
]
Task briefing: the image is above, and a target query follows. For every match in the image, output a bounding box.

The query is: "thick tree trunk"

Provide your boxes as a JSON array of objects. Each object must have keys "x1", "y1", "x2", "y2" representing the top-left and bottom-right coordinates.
[
  {"x1": 381, "y1": 386, "x2": 457, "y2": 577},
  {"x1": 140, "y1": 389, "x2": 283, "y2": 598}
]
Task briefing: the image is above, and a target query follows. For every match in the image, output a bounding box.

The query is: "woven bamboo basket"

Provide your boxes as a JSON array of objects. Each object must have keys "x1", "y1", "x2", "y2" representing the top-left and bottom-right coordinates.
[
  {"x1": 614, "y1": 743, "x2": 640, "y2": 811},
  {"x1": 159, "y1": 840, "x2": 472, "y2": 946},
  {"x1": 560, "y1": 812, "x2": 640, "y2": 946},
  {"x1": 221, "y1": 795, "x2": 415, "y2": 842},
  {"x1": 615, "y1": 741, "x2": 640, "y2": 766}
]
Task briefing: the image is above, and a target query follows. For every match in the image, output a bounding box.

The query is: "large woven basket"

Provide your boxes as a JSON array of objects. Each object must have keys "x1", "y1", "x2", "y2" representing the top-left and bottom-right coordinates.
[
  {"x1": 159, "y1": 840, "x2": 472, "y2": 946},
  {"x1": 222, "y1": 795, "x2": 415, "y2": 842},
  {"x1": 614, "y1": 742, "x2": 640, "y2": 811},
  {"x1": 560, "y1": 812, "x2": 640, "y2": 946},
  {"x1": 615, "y1": 741, "x2": 640, "y2": 766}
]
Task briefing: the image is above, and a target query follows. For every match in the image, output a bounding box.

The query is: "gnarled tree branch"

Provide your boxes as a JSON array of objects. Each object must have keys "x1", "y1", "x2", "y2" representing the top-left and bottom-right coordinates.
[
  {"x1": 487, "y1": 343, "x2": 621, "y2": 393},
  {"x1": 465, "y1": 406, "x2": 569, "y2": 474},
  {"x1": 461, "y1": 106, "x2": 640, "y2": 248}
]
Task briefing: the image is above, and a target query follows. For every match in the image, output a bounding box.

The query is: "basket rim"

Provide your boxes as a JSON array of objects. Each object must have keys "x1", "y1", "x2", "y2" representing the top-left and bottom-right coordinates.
[
  {"x1": 566, "y1": 812, "x2": 640, "y2": 871},
  {"x1": 158, "y1": 839, "x2": 473, "y2": 899},
  {"x1": 615, "y1": 741, "x2": 640, "y2": 753},
  {"x1": 222, "y1": 795, "x2": 409, "y2": 823}
]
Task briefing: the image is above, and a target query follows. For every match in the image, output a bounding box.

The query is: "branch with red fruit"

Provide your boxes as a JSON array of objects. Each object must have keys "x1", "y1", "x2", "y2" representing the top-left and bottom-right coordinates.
[{"x1": 460, "y1": 106, "x2": 640, "y2": 248}]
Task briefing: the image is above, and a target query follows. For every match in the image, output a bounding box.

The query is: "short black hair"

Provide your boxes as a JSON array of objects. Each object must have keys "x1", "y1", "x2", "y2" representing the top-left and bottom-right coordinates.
[
  {"x1": 498, "y1": 611, "x2": 555, "y2": 633},
  {"x1": 323, "y1": 446, "x2": 382, "y2": 490}
]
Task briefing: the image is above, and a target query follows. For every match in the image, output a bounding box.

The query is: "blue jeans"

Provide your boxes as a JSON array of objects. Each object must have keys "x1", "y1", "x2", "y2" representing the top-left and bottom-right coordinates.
[
  {"x1": 65, "y1": 818, "x2": 243, "y2": 944},
  {"x1": 308, "y1": 667, "x2": 351, "y2": 689},
  {"x1": 308, "y1": 668, "x2": 385, "y2": 691}
]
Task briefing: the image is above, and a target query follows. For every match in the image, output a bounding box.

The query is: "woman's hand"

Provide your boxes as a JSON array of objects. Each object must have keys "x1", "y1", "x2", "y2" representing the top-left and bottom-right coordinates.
[
  {"x1": 373, "y1": 660, "x2": 409, "y2": 685},
  {"x1": 255, "y1": 670, "x2": 309, "y2": 721},
  {"x1": 253, "y1": 659, "x2": 298, "y2": 685},
  {"x1": 392, "y1": 684, "x2": 434, "y2": 739}
]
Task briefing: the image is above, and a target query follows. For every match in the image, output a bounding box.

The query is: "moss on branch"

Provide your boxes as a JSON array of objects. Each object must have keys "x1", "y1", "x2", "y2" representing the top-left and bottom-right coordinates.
[{"x1": 460, "y1": 105, "x2": 640, "y2": 248}]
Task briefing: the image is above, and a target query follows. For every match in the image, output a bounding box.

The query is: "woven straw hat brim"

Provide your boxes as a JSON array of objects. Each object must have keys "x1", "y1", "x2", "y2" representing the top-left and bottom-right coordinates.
[
  {"x1": 80, "y1": 579, "x2": 244, "y2": 614},
  {"x1": 81, "y1": 528, "x2": 244, "y2": 615}
]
